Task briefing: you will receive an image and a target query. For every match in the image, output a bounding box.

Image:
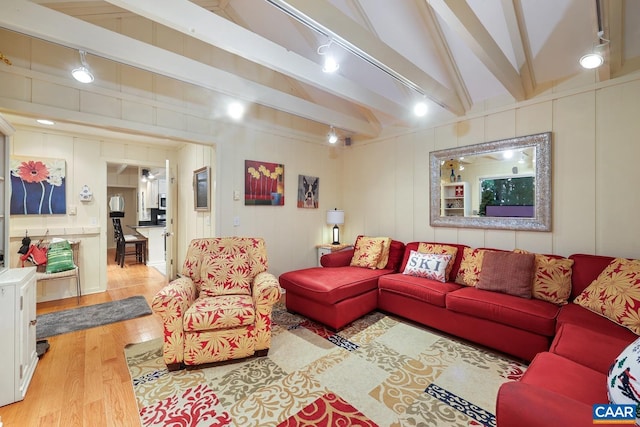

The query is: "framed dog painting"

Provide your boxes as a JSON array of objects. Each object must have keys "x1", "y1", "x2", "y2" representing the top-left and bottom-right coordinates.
[{"x1": 297, "y1": 175, "x2": 319, "y2": 209}]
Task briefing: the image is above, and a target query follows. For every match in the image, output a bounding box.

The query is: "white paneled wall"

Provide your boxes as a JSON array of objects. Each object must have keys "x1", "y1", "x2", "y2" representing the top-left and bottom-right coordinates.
[{"x1": 343, "y1": 76, "x2": 640, "y2": 260}]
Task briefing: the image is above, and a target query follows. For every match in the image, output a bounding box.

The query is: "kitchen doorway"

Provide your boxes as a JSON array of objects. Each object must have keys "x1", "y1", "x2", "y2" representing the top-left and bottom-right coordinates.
[{"x1": 106, "y1": 162, "x2": 167, "y2": 276}]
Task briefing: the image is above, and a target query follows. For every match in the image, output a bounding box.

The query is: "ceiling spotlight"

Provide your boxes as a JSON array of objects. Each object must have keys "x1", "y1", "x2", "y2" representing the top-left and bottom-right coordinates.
[
  {"x1": 318, "y1": 40, "x2": 339, "y2": 73},
  {"x1": 71, "y1": 50, "x2": 94, "y2": 83},
  {"x1": 579, "y1": 31, "x2": 609, "y2": 70},
  {"x1": 36, "y1": 119, "x2": 55, "y2": 125},
  {"x1": 227, "y1": 101, "x2": 245, "y2": 120},
  {"x1": 141, "y1": 168, "x2": 155, "y2": 182},
  {"x1": 413, "y1": 101, "x2": 428, "y2": 117},
  {"x1": 322, "y1": 56, "x2": 339, "y2": 73},
  {"x1": 579, "y1": 53, "x2": 604, "y2": 69},
  {"x1": 327, "y1": 126, "x2": 338, "y2": 144}
]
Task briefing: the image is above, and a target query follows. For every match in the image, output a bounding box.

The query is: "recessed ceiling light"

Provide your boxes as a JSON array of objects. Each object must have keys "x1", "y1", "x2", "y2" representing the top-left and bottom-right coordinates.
[
  {"x1": 36, "y1": 119, "x2": 55, "y2": 125},
  {"x1": 413, "y1": 101, "x2": 428, "y2": 117},
  {"x1": 227, "y1": 102, "x2": 245, "y2": 120}
]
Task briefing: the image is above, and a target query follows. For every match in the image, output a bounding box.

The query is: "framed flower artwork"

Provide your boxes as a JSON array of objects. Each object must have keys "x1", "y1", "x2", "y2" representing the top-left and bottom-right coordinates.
[
  {"x1": 245, "y1": 160, "x2": 284, "y2": 206},
  {"x1": 10, "y1": 157, "x2": 67, "y2": 215}
]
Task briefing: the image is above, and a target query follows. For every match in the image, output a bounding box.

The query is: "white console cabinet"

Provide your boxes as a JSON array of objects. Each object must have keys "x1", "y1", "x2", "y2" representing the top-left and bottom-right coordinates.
[{"x1": 0, "y1": 267, "x2": 38, "y2": 407}]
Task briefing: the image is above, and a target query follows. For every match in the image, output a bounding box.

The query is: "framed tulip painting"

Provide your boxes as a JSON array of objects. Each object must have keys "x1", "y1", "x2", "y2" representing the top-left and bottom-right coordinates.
[
  {"x1": 10, "y1": 157, "x2": 67, "y2": 215},
  {"x1": 245, "y1": 160, "x2": 284, "y2": 206}
]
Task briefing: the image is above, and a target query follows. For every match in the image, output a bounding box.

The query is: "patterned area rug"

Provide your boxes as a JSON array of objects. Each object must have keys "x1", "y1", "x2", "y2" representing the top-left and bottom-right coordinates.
[{"x1": 125, "y1": 303, "x2": 526, "y2": 426}]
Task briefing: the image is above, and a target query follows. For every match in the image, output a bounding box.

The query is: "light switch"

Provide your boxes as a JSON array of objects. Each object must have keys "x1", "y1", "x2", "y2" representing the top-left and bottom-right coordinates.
[
  {"x1": 68, "y1": 205, "x2": 77, "y2": 215},
  {"x1": 233, "y1": 216, "x2": 240, "y2": 226},
  {"x1": 233, "y1": 190, "x2": 240, "y2": 201}
]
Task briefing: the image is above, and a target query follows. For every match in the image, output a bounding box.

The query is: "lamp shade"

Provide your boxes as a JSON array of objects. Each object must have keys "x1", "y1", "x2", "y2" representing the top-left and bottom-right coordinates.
[
  {"x1": 326, "y1": 209, "x2": 344, "y2": 225},
  {"x1": 109, "y1": 194, "x2": 125, "y2": 217}
]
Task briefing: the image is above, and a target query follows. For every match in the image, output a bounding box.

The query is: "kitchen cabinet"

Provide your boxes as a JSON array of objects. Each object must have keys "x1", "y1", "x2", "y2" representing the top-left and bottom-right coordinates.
[
  {"x1": 0, "y1": 268, "x2": 37, "y2": 407},
  {"x1": 131, "y1": 226, "x2": 165, "y2": 273}
]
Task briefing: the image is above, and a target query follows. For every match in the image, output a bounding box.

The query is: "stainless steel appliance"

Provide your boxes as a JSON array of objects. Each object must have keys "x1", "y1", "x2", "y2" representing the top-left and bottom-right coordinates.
[{"x1": 159, "y1": 193, "x2": 166, "y2": 210}]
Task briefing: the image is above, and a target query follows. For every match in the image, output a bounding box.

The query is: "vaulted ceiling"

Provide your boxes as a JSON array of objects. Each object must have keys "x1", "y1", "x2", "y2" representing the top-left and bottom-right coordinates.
[{"x1": 0, "y1": 0, "x2": 638, "y2": 145}]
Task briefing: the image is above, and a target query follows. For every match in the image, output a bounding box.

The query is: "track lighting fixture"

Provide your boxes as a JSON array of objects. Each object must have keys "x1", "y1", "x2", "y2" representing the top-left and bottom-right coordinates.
[
  {"x1": 71, "y1": 50, "x2": 94, "y2": 83},
  {"x1": 227, "y1": 101, "x2": 245, "y2": 120},
  {"x1": 141, "y1": 168, "x2": 155, "y2": 182},
  {"x1": 327, "y1": 126, "x2": 338, "y2": 144},
  {"x1": 318, "y1": 40, "x2": 339, "y2": 73},
  {"x1": 413, "y1": 101, "x2": 428, "y2": 117},
  {"x1": 579, "y1": 31, "x2": 609, "y2": 69}
]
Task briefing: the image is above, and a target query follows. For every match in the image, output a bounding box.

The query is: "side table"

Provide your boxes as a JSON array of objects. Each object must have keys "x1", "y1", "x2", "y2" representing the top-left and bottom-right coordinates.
[{"x1": 316, "y1": 244, "x2": 353, "y2": 266}]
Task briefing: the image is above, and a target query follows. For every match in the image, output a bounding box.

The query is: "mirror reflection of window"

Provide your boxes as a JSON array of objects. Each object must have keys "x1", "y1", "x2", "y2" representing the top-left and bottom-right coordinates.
[{"x1": 479, "y1": 176, "x2": 535, "y2": 217}]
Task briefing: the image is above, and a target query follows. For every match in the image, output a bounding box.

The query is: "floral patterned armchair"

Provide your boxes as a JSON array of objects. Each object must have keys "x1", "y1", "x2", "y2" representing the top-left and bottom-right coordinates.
[{"x1": 152, "y1": 237, "x2": 282, "y2": 370}]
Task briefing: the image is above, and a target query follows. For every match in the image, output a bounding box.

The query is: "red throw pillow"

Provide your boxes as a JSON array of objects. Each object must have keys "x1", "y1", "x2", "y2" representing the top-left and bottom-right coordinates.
[{"x1": 476, "y1": 251, "x2": 536, "y2": 298}]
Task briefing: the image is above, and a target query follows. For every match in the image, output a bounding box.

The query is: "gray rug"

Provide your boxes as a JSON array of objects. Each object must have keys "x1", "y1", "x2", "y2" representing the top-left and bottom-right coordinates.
[{"x1": 36, "y1": 296, "x2": 152, "y2": 339}]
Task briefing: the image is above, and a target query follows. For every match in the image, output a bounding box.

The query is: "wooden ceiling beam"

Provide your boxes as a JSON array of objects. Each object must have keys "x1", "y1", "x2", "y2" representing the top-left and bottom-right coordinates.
[
  {"x1": 103, "y1": 0, "x2": 411, "y2": 123},
  {"x1": 417, "y1": 1, "x2": 472, "y2": 111},
  {"x1": 502, "y1": 0, "x2": 535, "y2": 98},
  {"x1": 1, "y1": 0, "x2": 377, "y2": 136},
  {"x1": 270, "y1": 0, "x2": 466, "y2": 116},
  {"x1": 428, "y1": 0, "x2": 525, "y2": 101},
  {"x1": 600, "y1": 0, "x2": 623, "y2": 79}
]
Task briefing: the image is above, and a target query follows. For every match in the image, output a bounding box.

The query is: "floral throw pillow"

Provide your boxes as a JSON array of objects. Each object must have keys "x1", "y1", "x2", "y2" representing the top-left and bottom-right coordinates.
[
  {"x1": 515, "y1": 249, "x2": 574, "y2": 305},
  {"x1": 375, "y1": 237, "x2": 392, "y2": 269},
  {"x1": 574, "y1": 258, "x2": 640, "y2": 335},
  {"x1": 350, "y1": 237, "x2": 384, "y2": 269},
  {"x1": 418, "y1": 243, "x2": 458, "y2": 281},
  {"x1": 455, "y1": 247, "x2": 490, "y2": 287},
  {"x1": 402, "y1": 251, "x2": 452, "y2": 282}
]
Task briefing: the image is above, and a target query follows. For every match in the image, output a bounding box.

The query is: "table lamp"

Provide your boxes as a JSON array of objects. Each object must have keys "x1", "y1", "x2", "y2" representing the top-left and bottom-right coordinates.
[{"x1": 326, "y1": 208, "x2": 344, "y2": 245}]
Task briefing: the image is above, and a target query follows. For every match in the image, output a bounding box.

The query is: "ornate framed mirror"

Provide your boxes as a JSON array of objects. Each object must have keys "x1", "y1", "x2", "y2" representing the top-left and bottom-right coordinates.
[{"x1": 429, "y1": 132, "x2": 552, "y2": 231}]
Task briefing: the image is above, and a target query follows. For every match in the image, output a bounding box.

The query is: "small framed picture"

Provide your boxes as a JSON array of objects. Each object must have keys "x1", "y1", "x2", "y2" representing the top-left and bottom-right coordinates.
[
  {"x1": 297, "y1": 175, "x2": 319, "y2": 208},
  {"x1": 193, "y1": 166, "x2": 210, "y2": 211}
]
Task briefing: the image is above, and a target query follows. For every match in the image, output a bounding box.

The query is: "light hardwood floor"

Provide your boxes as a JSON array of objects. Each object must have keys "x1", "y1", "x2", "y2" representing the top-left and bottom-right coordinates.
[{"x1": 0, "y1": 249, "x2": 168, "y2": 427}]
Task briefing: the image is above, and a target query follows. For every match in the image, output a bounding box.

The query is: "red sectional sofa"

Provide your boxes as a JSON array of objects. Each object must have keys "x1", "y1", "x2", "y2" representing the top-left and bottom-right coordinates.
[
  {"x1": 496, "y1": 253, "x2": 637, "y2": 427},
  {"x1": 378, "y1": 242, "x2": 561, "y2": 362},
  {"x1": 279, "y1": 241, "x2": 639, "y2": 427}
]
